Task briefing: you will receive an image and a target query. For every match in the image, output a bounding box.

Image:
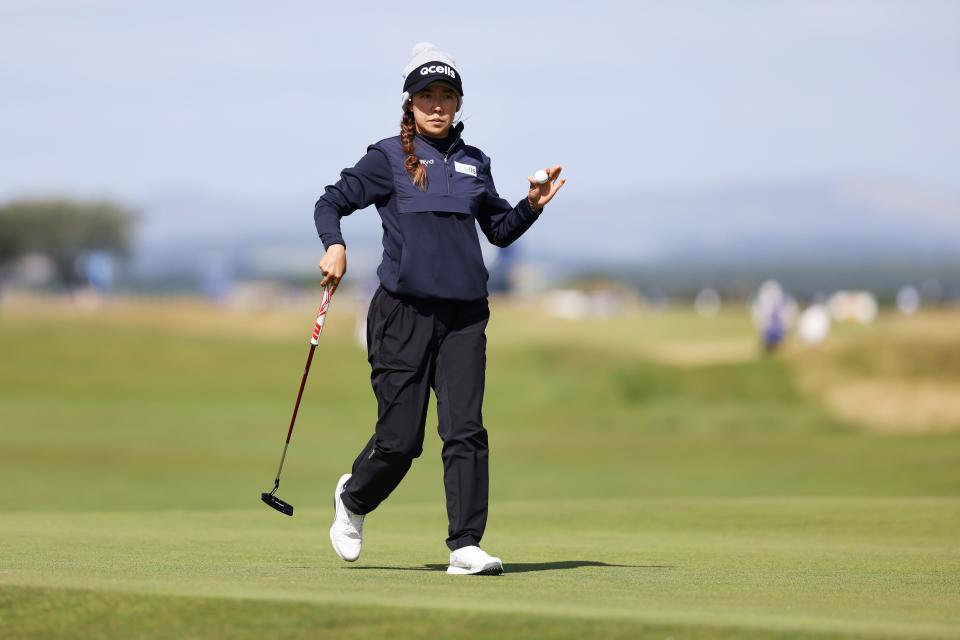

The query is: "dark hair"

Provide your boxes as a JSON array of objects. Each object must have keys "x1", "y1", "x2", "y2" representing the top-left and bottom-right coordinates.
[{"x1": 400, "y1": 108, "x2": 427, "y2": 191}]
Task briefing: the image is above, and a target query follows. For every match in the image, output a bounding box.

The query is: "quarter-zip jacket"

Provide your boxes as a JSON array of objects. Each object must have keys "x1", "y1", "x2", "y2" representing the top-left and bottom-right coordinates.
[{"x1": 313, "y1": 122, "x2": 542, "y2": 301}]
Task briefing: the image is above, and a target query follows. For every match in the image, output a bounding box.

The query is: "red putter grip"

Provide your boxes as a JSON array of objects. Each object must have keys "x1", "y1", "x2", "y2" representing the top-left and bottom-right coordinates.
[{"x1": 309, "y1": 285, "x2": 333, "y2": 345}]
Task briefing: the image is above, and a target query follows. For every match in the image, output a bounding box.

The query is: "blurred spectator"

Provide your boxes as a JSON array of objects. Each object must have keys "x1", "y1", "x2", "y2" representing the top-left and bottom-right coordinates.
[
  {"x1": 751, "y1": 280, "x2": 797, "y2": 352},
  {"x1": 896, "y1": 286, "x2": 921, "y2": 315},
  {"x1": 827, "y1": 291, "x2": 878, "y2": 325},
  {"x1": 798, "y1": 303, "x2": 831, "y2": 345},
  {"x1": 694, "y1": 288, "x2": 722, "y2": 317}
]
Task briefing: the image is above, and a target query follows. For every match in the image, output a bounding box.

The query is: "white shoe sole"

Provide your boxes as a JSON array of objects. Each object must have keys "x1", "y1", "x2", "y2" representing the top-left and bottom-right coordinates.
[
  {"x1": 330, "y1": 473, "x2": 360, "y2": 562},
  {"x1": 447, "y1": 560, "x2": 504, "y2": 576}
]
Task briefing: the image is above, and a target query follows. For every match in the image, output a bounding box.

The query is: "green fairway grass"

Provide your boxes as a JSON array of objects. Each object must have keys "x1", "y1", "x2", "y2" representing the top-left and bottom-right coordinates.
[{"x1": 1, "y1": 296, "x2": 958, "y2": 639}]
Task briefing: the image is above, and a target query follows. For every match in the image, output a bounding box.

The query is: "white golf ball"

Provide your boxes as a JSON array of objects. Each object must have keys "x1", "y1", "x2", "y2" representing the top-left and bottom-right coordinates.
[{"x1": 534, "y1": 169, "x2": 549, "y2": 184}]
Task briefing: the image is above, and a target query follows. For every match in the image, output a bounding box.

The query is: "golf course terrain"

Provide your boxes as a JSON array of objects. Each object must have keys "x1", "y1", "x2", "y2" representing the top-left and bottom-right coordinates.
[{"x1": 1, "y1": 293, "x2": 958, "y2": 639}]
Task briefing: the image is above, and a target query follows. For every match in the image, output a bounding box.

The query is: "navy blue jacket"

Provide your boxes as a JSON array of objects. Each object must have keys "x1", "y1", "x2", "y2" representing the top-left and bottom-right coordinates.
[{"x1": 313, "y1": 122, "x2": 541, "y2": 301}]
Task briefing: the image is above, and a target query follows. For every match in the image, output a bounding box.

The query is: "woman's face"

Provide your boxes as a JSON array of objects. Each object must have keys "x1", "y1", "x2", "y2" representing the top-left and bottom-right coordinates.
[{"x1": 410, "y1": 81, "x2": 459, "y2": 138}]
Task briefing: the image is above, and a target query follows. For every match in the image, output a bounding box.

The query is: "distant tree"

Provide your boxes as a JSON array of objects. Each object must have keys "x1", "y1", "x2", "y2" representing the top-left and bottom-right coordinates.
[{"x1": 0, "y1": 198, "x2": 135, "y2": 289}]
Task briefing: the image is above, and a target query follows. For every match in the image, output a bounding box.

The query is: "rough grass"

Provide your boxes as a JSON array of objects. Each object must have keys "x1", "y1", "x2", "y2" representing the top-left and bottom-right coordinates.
[{"x1": 788, "y1": 309, "x2": 960, "y2": 432}]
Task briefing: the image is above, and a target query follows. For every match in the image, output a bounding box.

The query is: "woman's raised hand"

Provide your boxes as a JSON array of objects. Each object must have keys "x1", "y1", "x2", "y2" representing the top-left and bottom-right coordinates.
[
  {"x1": 527, "y1": 165, "x2": 567, "y2": 212},
  {"x1": 319, "y1": 244, "x2": 346, "y2": 294}
]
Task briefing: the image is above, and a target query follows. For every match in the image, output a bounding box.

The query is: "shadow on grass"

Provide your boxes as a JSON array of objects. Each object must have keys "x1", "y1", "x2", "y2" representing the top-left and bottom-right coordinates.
[{"x1": 346, "y1": 560, "x2": 672, "y2": 573}]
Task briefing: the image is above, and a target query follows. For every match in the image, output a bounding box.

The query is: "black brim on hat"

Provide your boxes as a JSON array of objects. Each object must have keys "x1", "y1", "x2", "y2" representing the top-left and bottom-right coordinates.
[{"x1": 403, "y1": 62, "x2": 464, "y2": 97}]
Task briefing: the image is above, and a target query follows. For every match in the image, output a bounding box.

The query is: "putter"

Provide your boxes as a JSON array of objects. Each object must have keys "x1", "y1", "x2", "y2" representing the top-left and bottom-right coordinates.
[{"x1": 261, "y1": 283, "x2": 334, "y2": 516}]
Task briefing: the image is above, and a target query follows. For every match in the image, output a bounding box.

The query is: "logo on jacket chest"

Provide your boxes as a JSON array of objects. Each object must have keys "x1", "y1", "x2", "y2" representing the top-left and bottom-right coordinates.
[
  {"x1": 418, "y1": 158, "x2": 477, "y2": 177},
  {"x1": 454, "y1": 161, "x2": 477, "y2": 177}
]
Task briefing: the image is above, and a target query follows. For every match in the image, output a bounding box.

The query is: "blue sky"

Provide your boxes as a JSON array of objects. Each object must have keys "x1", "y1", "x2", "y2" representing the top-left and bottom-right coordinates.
[{"x1": 2, "y1": 0, "x2": 958, "y2": 207}]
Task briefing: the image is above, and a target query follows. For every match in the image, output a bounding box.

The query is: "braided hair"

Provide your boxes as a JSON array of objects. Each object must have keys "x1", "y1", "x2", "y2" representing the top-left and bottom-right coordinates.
[{"x1": 400, "y1": 107, "x2": 428, "y2": 191}]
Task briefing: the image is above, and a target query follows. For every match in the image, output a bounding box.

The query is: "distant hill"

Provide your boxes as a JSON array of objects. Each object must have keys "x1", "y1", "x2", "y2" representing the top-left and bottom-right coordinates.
[
  {"x1": 130, "y1": 179, "x2": 960, "y2": 295},
  {"x1": 528, "y1": 178, "x2": 960, "y2": 265}
]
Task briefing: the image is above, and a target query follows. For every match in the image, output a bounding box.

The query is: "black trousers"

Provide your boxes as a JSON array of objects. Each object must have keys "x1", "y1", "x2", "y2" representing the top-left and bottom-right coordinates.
[{"x1": 340, "y1": 284, "x2": 490, "y2": 551}]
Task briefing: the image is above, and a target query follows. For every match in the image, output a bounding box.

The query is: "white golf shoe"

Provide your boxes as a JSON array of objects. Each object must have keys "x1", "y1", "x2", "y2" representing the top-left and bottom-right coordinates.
[
  {"x1": 329, "y1": 473, "x2": 364, "y2": 562},
  {"x1": 446, "y1": 545, "x2": 504, "y2": 575}
]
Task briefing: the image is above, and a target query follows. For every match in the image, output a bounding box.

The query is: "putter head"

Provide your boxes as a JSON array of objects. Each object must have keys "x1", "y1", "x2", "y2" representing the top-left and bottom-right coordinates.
[{"x1": 261, "y1": 492, "x2": 294, "y2": 516}]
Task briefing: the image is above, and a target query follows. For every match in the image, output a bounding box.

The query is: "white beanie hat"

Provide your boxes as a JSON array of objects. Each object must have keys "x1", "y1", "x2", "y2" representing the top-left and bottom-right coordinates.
[{"x1": 400, "y1": 42, "x2": 463, "y2": 112}]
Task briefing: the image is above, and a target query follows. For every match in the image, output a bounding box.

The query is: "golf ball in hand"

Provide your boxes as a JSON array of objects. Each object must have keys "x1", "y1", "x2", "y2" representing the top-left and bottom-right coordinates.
[{"x1": 534, "y1": 169, "x2": 549, "y2": 184}]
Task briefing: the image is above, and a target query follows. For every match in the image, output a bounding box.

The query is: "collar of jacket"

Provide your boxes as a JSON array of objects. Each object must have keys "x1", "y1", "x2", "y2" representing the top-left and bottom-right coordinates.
[{"x1": 415, "y1": 121, "x2": 465, "y2": 155}]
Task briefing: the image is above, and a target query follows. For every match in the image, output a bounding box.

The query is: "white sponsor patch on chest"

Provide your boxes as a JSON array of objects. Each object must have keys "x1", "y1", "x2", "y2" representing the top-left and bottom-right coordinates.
[{"x1": 454, "y1": 161, "x2": 477, "y2": 177}]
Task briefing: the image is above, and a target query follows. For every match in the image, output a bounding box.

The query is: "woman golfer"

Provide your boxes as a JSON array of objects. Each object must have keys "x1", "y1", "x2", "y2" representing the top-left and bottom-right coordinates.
[{"x1": 314, "y1": 42, "x2": 565, "y2": 575}]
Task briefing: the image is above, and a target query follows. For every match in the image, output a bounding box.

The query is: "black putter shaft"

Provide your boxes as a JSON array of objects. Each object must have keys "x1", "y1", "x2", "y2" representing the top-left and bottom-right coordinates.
[{"x1": 262, "y1": 285, "x2": 333, "y2": 516}]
